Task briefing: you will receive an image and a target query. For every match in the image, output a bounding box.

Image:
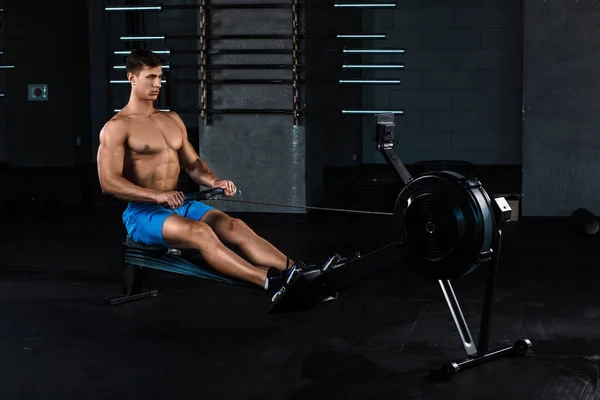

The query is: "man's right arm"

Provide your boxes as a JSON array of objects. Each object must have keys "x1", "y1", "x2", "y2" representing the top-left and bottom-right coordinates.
[{"x1": 97, "y1": 119, "x2": 159, "y2": 203}]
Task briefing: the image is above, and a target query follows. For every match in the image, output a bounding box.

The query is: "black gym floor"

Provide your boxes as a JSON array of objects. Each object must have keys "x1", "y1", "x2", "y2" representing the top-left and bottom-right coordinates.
[{"x1": 0, "y1": 203, "x2": 597, "y2": 400}]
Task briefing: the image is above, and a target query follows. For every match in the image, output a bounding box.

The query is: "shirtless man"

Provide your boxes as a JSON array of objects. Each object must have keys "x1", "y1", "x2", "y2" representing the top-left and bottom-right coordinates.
[{"x1": 97, "y1": 49, "x2": 298, "y2": 301}]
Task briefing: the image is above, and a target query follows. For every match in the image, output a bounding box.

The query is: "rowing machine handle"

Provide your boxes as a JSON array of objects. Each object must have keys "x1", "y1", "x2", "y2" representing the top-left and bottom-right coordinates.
[{"x1": 184, "y1": 187, "x2": 225, "y2": 202}]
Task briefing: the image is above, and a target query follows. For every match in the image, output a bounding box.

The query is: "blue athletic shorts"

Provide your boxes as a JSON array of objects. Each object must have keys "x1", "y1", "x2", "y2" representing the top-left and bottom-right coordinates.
[{"x1": 122, "y1": 200, "x2": 215, "y2": 247}]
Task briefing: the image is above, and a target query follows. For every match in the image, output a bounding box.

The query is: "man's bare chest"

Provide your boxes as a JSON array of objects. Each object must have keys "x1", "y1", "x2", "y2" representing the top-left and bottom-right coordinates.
[{"x1": 127, "y1": 117, "x2": 183, "y2": 155}]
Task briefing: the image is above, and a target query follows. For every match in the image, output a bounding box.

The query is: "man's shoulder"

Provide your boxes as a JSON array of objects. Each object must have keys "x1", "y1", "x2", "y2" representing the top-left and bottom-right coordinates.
[
  {"x1": 162, "y1": 110, "x2": 183, "y2": 123},
  {"x1": 161, "y1": 111, "x2": 187, "y2": 135},
  {"x1": 106, "y1": 114, "x2": 131, "y2": 127},
  {"x1": 101, "y1": 115, "x2": 130, "y2": 137}
]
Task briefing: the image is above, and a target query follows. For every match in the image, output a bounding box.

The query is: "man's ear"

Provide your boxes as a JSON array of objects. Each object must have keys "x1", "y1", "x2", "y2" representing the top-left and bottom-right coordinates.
[{"x1": 127, "y1": 72, "x2": 136, "y2": 84}]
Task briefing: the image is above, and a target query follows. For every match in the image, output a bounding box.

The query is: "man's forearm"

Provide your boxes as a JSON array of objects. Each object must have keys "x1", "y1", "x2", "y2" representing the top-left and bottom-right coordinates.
[
  {"x1": 101, "y1": 176, "x2": 159, "y2": 203},
  {"x1": 186, "y1": 158, "x2": 219, "y2": 187}
]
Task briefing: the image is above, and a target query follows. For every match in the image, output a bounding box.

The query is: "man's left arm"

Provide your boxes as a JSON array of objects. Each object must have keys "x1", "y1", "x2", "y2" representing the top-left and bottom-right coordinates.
[{"x1": 169, "y1": 112, "x2": 236, "y2": 196}]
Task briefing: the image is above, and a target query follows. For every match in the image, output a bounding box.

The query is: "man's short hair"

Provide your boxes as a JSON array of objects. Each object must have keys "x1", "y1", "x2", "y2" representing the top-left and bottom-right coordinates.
[{"x1": 125, "y1": 49, "x2": 163, "y2": 75}]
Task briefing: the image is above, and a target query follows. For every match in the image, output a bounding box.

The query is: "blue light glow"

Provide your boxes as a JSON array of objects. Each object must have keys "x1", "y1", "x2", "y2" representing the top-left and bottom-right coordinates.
[
  {"x1": 339, "y1": 80, "x2": 401, "y2": 84},
  {"x1": 336, "y1": 35, "x2": 386, "y2": 38},
  {"x1": 334, "y1": 4, "x2": 396, "y2": 7},
  {"x1": 114, "y1": 65, "x2": 170, "y2": 70},
  {"x1": 342, "y1": 64, "x2": 404, "y2": 68},
  {"x1": 120, "y1": 36, "x2": 165, "y2": 41},
  {"x1": 114, "y1": 50, "x2": 171, "y2": 55},
  {"x1": 342, "y1": 110, "x2": 404, "y2": 114},
  {"x1": 106, "y1": 6, "x2": 161, "y2": 11},
  {"x1": 344, "y1": 49, "x2": 405, "y2": 53}
]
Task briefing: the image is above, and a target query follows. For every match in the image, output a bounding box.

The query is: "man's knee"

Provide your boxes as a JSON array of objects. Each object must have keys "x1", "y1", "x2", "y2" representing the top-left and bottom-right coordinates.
[
  {"x1": 188, "y1": 220, "x2": 216, "y2": 241},
  {"x1": 163, "y1": 216, "x2": 217, "y2": 248},
  {"x1": 227, "y1": 217, "x2": 248, "y2": 233}
]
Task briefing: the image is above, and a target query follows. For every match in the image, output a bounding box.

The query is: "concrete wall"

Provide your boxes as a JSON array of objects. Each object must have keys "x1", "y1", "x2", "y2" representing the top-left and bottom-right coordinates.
[
  {"x1": 361, "y1": 1, "x2": 523, "y2": 166},
  {"x1": 522, "y1": 1, "x2": 600, "y2": 216},
  {"x1": 198, "y1": 4, "x2": 306, "y2": 212}
]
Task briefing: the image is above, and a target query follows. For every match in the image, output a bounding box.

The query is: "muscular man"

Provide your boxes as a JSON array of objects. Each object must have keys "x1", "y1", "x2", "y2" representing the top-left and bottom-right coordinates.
[{"x1": 97, "y1": 49, "x2": 297, "y2": 301}]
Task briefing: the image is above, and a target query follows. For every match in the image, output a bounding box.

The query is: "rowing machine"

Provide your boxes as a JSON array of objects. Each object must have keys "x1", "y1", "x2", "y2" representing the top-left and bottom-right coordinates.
[{"x1": 268, "y1": 112, "x2": 532, "y2": 378}]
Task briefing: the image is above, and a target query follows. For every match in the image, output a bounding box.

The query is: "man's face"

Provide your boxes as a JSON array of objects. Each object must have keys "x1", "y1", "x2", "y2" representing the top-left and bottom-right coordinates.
[{"x1": 129, "y1": 65, "x2": 163, "y2": 101}]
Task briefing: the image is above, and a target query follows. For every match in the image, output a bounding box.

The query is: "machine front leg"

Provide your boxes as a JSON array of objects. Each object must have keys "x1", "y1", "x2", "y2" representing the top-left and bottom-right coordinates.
[
  {"x1": 434, "y1": 230, "x2": 532, "y2": 379},
  {"x1": 439, "y1": 279, "x2": 478, "y2": 358}
]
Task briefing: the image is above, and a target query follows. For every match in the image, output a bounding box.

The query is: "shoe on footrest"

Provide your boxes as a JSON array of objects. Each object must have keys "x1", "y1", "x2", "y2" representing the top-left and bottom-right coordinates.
[
  {"x1": 266, "y1": 267, "x2": 286, "y2": 302},
  {"x1": 266, "y1": 262, "x2": 304, "y2": 304},
  {"x1": 293, "y1": 254, "x2": 341, "y2": 274},
  {"x1": 320, "y1": 251, "x2": 362, "y2": 271},
  {"x1": 301, "y1": 252, "x2": 349, "y2": 273},
  {"x1": 267, "y1": 265, "x2": 333, "y2": 314},
  {"x1": 320, "y1": 253, "x2": 342, "y2": 272}
]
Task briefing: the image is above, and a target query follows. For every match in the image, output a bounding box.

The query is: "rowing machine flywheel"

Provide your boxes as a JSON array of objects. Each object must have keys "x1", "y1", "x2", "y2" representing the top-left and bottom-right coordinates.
[{"x1": 393, "y1": 171, "x2": 498, "y2": 280}]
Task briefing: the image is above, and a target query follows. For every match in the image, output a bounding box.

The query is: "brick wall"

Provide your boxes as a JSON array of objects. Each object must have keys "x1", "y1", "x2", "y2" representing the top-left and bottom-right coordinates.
[
  {"x1": 522, "y1": 0, "x2": 600, "y2": 216},
  {"x1": 361, "y1": 1, "x2": 523, "y2": 166}
]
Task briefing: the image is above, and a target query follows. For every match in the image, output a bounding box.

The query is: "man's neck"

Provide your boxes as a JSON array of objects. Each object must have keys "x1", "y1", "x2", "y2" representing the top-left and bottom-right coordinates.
[{"x1": 126, "y1": 98, "x2": 156, "y2": 116}]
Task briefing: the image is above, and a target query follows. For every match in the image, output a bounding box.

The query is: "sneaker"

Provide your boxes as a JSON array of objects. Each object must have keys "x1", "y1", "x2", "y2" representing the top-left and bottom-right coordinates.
[
  {"x1": 283, "y1": 262, "x2": 302, "y2": 284},
  {"x1": 270, "y1": 285, "x2": 287, "y2": 303},
  {"x1": 268, "y1": 263, "x2": 303, "y2": 303},
  {"x1": 266, "y1": 267, "x2": 285, "y2": 301}
]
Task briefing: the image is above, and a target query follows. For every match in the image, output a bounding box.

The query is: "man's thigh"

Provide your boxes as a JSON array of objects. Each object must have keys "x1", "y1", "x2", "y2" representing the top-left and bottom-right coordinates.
[
  {"x1": 177, "y1": 200, "x2": 215, "y2": 222},
  {"x1": 156, "y1": 201, "x2": 218, "y2": 248},
  {"x1": 124, "y1": 203, "x2": 174, "y2": 247},
  {"x1": 161, "y1": 214, "x2": 213, "y2": 249}
]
